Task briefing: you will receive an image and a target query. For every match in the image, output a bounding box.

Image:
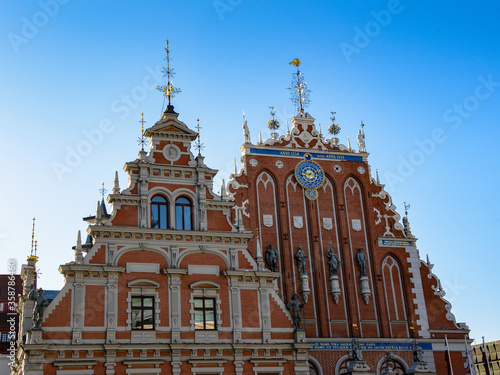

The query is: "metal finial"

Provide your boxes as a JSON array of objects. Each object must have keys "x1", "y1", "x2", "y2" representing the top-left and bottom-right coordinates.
[
  {"x1": 328, "y1": 111, "x2": 341, "y2": 138},
  {"x1": 157, "y1": 40, "x2": 181, "y2": 108},
  {"x1": 137, "y1": 112, "x2": 147, "y2": 151},
  {"x1": 404, "y1": 202, "x2": 411, "y2": 217},
  {"x1": 267, "y1": 106, "x2": 280, "y2": 137},
  {"x1": 288, "y1": 59, "x2": 311, "y2": 113},
  {"x1": 30, "y1": 217, "x2": 35, "y2": 256},
  {"x1": 242, "y1": 110, "x2": 245, "y2": 119},
  {"x1": 99, "y1": 182, "x2": 107, "y2": 200},
  {"x1": 319, "y1": 122, "x2": 322, "y2": 136},
  {"x1": 234, "y1": 158, "x2": 237, "y2": 175},
  {"x1": 194, "y1": 118, "x2": 204, "y2": 156}
]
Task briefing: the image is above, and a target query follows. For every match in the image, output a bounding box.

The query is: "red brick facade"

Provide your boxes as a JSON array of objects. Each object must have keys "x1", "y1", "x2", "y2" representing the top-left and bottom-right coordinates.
[{"x1": 12, "y1": 96, "x2": 471, "y2": 374}]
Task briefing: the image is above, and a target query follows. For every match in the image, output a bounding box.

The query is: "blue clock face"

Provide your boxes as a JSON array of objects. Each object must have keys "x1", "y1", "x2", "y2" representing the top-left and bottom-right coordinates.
[{"x1": 294, "y1": 155, "x2": 325, "y2": 191}]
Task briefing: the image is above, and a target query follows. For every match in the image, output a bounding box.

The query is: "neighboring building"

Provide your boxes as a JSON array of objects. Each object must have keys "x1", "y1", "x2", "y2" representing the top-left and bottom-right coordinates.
[
  {"x1": 0, "y1": 274, "x2": 22, "y2": 375},
  {"x1": 12, "y1": 46, "x2": 472, "y2": 374},
  {"x1": 473, "y1": 340, "x2": 499, "y2": 375}
]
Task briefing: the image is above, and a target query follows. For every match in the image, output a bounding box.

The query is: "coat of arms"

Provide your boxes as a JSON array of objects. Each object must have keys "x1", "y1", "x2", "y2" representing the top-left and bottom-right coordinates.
[
  {"x1": 323, "y1": 218, "x2": 333, "y2": 230},
  {"x1": 352, "y1": 219, "x2": 362, "y2": 232},
  {"x1": 263, "y1": 215, "x2": 273, "y2": 227},
  {"x1": 293, "y1": 216, "x2": 303, "y2": 229}
]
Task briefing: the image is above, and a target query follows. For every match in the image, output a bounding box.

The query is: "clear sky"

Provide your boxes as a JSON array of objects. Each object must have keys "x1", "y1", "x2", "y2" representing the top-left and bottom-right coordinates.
[{"x1": 1, "y1": 1, "x2": 499, "y2": 344}]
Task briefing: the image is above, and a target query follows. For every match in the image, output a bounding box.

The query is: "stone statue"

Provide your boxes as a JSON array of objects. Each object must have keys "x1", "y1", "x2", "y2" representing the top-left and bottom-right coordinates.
[
  {"x1": 28, "y1": 287, "x2": 49, "y2": 329},
  {"x1": 326, "y1": 242, "x2": 342, "y2": 277},
  {"x1": 286, "y1": 293, "x2": 303, "y2": 329},
  {"x1": 295, "y1": 246, "x2": 308, "y2": 276},
  {"x1": 412, "y1": 340, "x2": 425, "y2": 363},
  {"x1": 243, "y1": 118, "x2": 250, "y2": 143},
  {"x1": 351, "y1": 338, "x2": 362, "y2": 361},
  {"x1": 265, "y1": 243, "x2": 278, "y2": 272},
  {"x1": 356, "y1": 248, "x2": 367, "y2": 277},
  {"x1": 357, "y1": 129, "x2": 365, "y2": 152}
]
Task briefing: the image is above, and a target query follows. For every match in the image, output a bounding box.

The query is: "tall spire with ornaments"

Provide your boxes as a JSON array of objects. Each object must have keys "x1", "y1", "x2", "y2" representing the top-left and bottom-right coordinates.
[
  {"x1": 288, "y1": 58, "x2": 311, "y2": 114},
  {"x1": 157, "y1": 39, "x2": 181, "y2": 114}
]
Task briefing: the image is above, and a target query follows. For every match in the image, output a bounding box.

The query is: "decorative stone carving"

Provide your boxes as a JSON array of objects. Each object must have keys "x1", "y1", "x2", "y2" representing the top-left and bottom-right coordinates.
[
  {"x1": 352, "y1": 219, "x2": 362, "y2": 232},
  {"x1": 249, "y1": 158, "x2": 258, "y2": 167},
  {"x1": 263, "y1": 214, "x2": 273, "y2": 227},
  {"x1": 344, "y1": 339, "x2": 374, "y2": 374},
  {"x1": 293, "y1": 216, "x2": 303, "y2": 229},
  {"x1": 323, "y1": 217, "x2": 333, "y2": 230}
]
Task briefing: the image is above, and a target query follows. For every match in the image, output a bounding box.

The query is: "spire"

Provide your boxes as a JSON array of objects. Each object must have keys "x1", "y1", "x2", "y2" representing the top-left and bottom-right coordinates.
[
  {"x1": 96, "y1": 201, "x2": 102, "y2": 220},
  {"x1": 267, "y1": 106, "x2": 280, "y2": 140},
  {"x1": 221, "y1": 179, "x2": 227, "y2": 200},
  {"x1": 347, "y1": 136, "x2": 351, "y2": 151},
  {"x1": 27, "y1": 217, "x2": 39, "y2": 264},
  {"x1": 288, "y1": 58, "x2": 311, "y2": 114},
  {"x1": 234, "y1": 158, "x2": 237, "y2": 175},
  {"x1": 376, "y1": 169, "x2": 380, "y2": 185},
  {"x1": 258, "y1": 130, "x2": 263, "y2": 145},
  {"x1": 286, "y1": 120, "x2": 290, "y2": 136},
  {"x1": 157, "y1": 40, "x2": 181, "y2": 113},
  {"x1": 113, "y1": 171, "x2": 120, "y2": 194},
  {"x1": 194, "y1": 118, "x2": 204, "y2": 155},
  {"x1": 138, "y1": 112, "x2": 147, "y2": 151},
  {"x1": 74, "y1": 230, "x2": 84, "y2": 264}
]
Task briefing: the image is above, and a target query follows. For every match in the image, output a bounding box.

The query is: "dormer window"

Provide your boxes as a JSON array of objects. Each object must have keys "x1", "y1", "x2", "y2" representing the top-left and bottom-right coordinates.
[
  {"x1": 151, "y1": 195, "x2": 168, "y2": 229},
  {"x1": 175, "y1": 196, "x2": 192, "y2": 230}
]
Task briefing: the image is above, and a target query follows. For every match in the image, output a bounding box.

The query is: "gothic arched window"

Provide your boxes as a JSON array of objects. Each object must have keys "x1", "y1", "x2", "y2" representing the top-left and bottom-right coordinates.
[
  {"x1": 175, "y1": 196, "x2": 192, "y2": 230},
  {"x1": 151, "y1": 195, "x2": 168, "y2": 229}
]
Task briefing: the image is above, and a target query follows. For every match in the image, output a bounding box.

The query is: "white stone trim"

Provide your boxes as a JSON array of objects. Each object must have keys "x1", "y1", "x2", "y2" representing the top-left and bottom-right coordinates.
[{"x1": 405, "y1": 247, "x2": 430, "y2": 338}]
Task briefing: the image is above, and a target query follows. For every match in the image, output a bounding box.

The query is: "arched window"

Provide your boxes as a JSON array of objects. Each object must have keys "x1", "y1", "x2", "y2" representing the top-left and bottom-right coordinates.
[
  {"x1": 151, "y1": 195, "x2": 168, "y2": 229},
  {"x1": 175, "y1": 196, "x2": 192, "y2": 230}
]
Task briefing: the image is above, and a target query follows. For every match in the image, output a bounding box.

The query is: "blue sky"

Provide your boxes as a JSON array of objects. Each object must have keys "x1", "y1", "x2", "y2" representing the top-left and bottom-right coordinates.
[{"x1": 1, "y1": 1, "x2": 499, "y2": 343}]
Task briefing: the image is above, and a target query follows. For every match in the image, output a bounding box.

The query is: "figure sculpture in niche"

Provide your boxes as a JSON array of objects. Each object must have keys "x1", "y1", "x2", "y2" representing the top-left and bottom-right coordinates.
[
  {"x1": 265, "y1": 243, "x2": 278, "y2": 272},
  {"x1": 326, "y1": 242, "x2": 342, "y2": 276},
  {"x1": 28, "y1": 287, "x2": 49, "y2": 329},
  {"x1": 286, "y1": 293, "x2": 304, "y2": 329},
  {"x1": 295, "y1": 246, "x2": 308, "y2": 276},
  {"x1": 356, "y1": 247, "x2": 368, "y2": 277}
]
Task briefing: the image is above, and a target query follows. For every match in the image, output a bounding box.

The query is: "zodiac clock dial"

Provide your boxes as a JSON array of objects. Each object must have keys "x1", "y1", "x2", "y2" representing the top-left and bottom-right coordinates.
[{"x1": 294, "y1": 154, "x2": 325, "y2": 200}]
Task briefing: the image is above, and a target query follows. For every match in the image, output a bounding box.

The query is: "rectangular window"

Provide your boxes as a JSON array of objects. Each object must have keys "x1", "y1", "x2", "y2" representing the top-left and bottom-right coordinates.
[
  {"x1": 131, "y1": 296, "x2": 154, "y2": 330},
  {"x1": 194, "y1": 297, "x2": 216, "y2": 330}
]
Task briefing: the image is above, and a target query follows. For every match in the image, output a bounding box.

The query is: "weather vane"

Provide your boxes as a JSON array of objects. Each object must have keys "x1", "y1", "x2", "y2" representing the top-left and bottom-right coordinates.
[
  {"x1": 328, "y1": 111, "x2": 341, "y2": 138},
  {"x1": 138, "y1": 112, "x2": 147, "y2": 151},
  {"x1": 99, "y1": 182, "x2": 107, "y2": 200},
  {"x1": 288, "y1": 58, "x2": 311, "y2": 114},
  {"x1": 404, "y1": 202, "x2": 411, "y2": 217},
  {"x1": 194, "y1": 118, "x2": 205, "y2": 155},
  {"x1": 267, "y1": 106, "x2": 280, "y2": 138},
  {"x1": 157, "y1": 40, "x2": 181, "y2": 108}
]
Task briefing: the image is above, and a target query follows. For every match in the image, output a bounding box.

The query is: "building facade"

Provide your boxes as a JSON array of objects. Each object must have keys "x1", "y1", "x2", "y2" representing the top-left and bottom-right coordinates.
[
  {"x1": 12, "y1": 51, "x2": 472, "y2": 374},
  {"x1": 473, "y1": 340, "x2": 499, "y2": 375}
]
